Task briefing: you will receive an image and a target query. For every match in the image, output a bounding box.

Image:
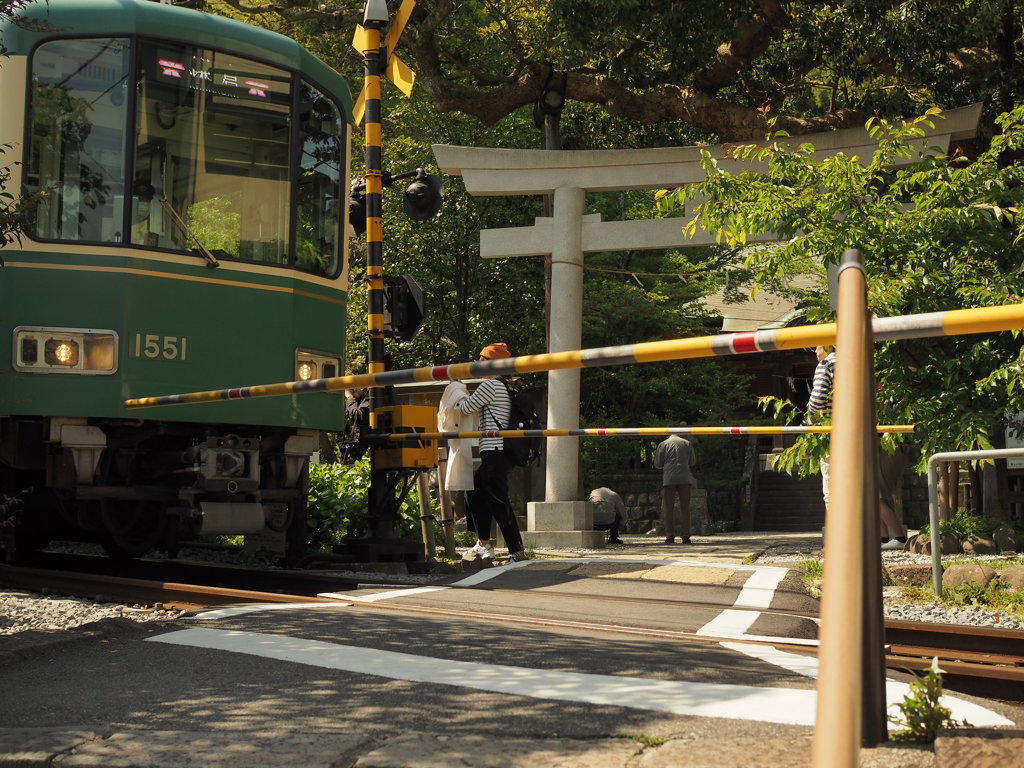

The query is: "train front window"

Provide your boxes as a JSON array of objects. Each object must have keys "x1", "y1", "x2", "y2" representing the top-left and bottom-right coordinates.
[
  {"x1": 25, "y1": 38, "x2": 131, "y2": 243},
  {"x1": 132, "y1": 42, "x2": 292, "y2": 264},
  {"x1": 296, "y1": 82, "x2": 343, "y2": 276}
]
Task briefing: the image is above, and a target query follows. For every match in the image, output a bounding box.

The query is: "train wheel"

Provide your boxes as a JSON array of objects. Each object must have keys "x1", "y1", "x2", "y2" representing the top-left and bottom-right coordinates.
[{"x1": 100, "y1": 500, "x2": 166, "y2": 560}]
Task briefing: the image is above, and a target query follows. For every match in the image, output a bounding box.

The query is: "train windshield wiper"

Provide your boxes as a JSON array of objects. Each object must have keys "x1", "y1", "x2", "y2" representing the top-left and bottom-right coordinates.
[{"x1": 159, "y1": 198, "x2": 220, "y2": 268}]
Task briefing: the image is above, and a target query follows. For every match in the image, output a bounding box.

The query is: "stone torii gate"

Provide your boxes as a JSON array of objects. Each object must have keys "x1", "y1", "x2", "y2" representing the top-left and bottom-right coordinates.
[{"x1": 432, "y1": 104, "x2": 981, "y2": 549}]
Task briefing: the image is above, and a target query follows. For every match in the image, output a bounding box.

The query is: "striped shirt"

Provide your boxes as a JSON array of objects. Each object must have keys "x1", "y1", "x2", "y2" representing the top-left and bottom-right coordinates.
[
  {"x1": 807, "y1": 352, "x2": 836, "y2": 416},
  {"x1": 456, "y1": 377, "x2": 511, "y2": 452}
]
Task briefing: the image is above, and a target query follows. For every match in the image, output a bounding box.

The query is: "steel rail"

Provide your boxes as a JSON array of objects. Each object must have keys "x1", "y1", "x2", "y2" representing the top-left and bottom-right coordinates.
[
  {"x1": 124, "y1": 302, "x2": 1024, "y2": 409},
  {"x1": 0, "y1": 565, "x2": 338, "y2": 611}
]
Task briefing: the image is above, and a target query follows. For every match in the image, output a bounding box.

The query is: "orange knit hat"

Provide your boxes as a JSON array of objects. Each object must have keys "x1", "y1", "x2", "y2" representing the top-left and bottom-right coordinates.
[{"x1": 479, "y1": 342, "x2": 511, "y2": 360}]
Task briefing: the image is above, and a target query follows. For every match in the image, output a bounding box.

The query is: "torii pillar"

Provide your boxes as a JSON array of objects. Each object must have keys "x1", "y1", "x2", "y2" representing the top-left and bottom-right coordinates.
[{"x1": 432, "y1": 103, "x2": 981, "y2": 549}]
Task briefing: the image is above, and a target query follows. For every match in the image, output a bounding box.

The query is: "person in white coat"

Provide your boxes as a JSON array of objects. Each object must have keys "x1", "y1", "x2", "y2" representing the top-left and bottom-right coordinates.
[{"x1": 438, "y1": 377, "x2": 477, "y2": 492}]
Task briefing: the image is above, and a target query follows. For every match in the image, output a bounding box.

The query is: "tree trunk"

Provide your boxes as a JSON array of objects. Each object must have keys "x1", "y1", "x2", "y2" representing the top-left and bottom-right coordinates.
[{"x1": 937, "y1": 461, "x2": 952, "y2": 523}]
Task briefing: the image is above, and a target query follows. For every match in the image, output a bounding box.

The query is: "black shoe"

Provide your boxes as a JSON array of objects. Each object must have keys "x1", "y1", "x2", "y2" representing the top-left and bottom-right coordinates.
[
  {"x1": 664, "y1": 537, "x2": 676, "y2": 544},
  {"x1": 681, "y1": 536, "x2": 692, "y2": 545},
  {"x1": 607, "y1": 537, "x2": 624, "y2": 544}
]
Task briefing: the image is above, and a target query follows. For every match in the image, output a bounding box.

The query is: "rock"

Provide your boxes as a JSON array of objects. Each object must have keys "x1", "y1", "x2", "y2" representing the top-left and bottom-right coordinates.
[
  {"x1": 942, "y1": 563, "x2": 997, "y2": 590},
  {"x1": 939, "y1": 532, "x2": 963, "y2": 555},
  {"x1": 993, "y1": 525, "x2": 1022, "y2": 553},
  {"x1": 906, "y1": 532, "x2": 962, "y2": 554},
  {"x1": 997, "y1": 565, "x2": 1024, "y2": 589},
  {"x1": 961, "y1": 534, "x2": 999, "y2": 555},
  {"x1": 460, "y1": 552, "x2": 492, "y2": 572},
  {"x1": 885, "y1": 564, "x2": 932, "y2": 587},
  {"x1": 907, "y1": 533, "x2": 928, "y2": 554}
]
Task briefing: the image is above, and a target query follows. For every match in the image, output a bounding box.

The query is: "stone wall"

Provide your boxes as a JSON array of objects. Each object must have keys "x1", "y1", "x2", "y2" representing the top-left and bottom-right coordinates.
[{"x1": 597, "y1": 472, "x2": 711, "y2": 535}]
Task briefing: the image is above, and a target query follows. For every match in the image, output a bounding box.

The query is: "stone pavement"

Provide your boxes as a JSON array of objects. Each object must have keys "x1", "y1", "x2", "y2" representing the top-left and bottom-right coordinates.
[
  {"x1": 533, "y1": 529, "x2": 824, "y2": 565},
  {"x1": 2, "y1": 530, "x2": 1022, "y2": 768},
  {"x1": 3, "y1": 724, "x2": 1023, "y2": 767}
]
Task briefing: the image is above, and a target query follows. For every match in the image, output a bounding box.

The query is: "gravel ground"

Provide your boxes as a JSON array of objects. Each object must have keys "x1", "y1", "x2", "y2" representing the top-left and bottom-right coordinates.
[{"x1": 756, "y1": 542, "x2": 1024, "y2": 630}]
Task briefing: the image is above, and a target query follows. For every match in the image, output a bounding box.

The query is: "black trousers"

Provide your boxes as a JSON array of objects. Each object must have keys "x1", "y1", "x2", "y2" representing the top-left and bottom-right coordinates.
[
  {"x1": 467, "y1": 450, "x2": 524, "y2": 554},
  {"x1": 594, "y1": 518, "x2": 621, "y2": 540}
]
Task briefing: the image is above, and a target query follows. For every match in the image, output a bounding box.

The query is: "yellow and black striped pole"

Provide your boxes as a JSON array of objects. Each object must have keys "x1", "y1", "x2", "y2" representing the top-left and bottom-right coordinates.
[{"x1": 360, "y1": 7, "x2": 386, "y2": 428}]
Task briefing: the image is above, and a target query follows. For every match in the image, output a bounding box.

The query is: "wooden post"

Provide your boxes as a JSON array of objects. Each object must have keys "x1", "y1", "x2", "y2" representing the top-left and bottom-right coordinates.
[
  {"x1": 435, "y1": 444, "x2": 457, "y2": 557},
  {"x1": 416, "y1": 471, "x2": 436, "y2": 561}
]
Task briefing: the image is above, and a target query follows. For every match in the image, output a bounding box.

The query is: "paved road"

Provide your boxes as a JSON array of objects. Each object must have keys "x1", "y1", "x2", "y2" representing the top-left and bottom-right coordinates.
[{"x1": 2, "y1": 537, "x2": 1021, "y2": 767}]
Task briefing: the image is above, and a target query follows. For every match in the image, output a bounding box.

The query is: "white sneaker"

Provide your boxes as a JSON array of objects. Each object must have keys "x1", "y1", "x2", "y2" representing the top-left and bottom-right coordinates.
[
  {"x1": 467, "y1": 542, "x2": 494, "y2": 559},
  {"x1": 881, "y1": 538, "x2": 905, "y2": 551}
]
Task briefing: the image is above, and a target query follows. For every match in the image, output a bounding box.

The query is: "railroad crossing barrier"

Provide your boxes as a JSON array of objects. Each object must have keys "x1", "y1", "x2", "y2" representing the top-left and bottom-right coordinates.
[
  {"x1": 125, "y1": 302, "x2": 1024, "y2": 409},
  {"x1": 374, "y1": 424, "x2": 915, "y2": 443},
  {"x1": 926, "y1": 447, "x2": 1024, "y2": 596}
]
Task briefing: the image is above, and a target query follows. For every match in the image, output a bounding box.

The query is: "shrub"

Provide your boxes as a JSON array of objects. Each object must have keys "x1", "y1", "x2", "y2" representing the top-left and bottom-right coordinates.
[
  {"x1": 919, "y1": 508, "x2": 998, "y2": 542},
  {"x1": 306, "y1": 459, "x2": 438, "y2": 551}
]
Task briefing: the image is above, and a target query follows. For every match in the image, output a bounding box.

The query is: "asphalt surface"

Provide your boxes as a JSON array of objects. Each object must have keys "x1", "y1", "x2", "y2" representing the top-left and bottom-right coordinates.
[{"x1": 2, "y1": 532, "x2": 1022, "y2": 767}]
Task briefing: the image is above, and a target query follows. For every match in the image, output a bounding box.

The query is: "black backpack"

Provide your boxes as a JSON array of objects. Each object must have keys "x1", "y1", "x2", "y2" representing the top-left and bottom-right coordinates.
[{"x1": 492, "y1": 379, "x2": 542, "y2": 467}]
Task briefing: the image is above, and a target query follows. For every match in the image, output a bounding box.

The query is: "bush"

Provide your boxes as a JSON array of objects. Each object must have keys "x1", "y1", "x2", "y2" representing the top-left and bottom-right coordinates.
[
  {"x1": 919, "y1": 508, "x2": 998, "y2": 542},
  {"x1": 306, "y1": 459, "x2": 439, "y2": 551}
]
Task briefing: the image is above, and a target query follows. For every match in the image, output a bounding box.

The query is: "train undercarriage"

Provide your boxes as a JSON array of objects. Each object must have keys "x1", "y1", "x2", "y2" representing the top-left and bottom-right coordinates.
[{"x1": 0, "y1": 416, "x2": 315, "y2": 565}]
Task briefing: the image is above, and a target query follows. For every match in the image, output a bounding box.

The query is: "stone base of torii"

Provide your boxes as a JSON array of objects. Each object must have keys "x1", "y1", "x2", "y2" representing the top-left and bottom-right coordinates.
[{"x1": 432, "y1": 104, "x2": 981, "y2": 550}]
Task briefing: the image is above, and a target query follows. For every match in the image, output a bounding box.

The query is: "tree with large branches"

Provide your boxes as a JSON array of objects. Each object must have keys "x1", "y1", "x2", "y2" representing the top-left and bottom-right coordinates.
[{"x1": 189, "y1": 0, "x2": 1018, "y2": 140}]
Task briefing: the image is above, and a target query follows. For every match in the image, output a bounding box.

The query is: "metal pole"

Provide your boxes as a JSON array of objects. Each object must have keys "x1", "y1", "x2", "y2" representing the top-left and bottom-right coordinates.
[
  {"x1": 360, "y1": 5, "x2": 398, "y2": 547},
  {"x1": 926, "y1": 447, "x2": 1024, "y2": 595},
  {"x1": 813, "y1": 249, "x2": 868, "y2": 768}
]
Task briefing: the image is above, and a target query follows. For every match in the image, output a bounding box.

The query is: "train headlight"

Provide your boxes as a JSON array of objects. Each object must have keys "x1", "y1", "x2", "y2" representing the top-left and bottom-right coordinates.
[
  {"x1": 14, "y1": 327, "x2": 117, "y2": 374},
  {"x1": 295, "y1": 348, "x2": 341, "y2": 384},
  {"x1": 47, "y1": 339, "x2": 79, "y2": 366}
]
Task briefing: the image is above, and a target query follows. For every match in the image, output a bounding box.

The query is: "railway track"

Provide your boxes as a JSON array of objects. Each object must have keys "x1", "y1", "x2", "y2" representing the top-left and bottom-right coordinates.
[
  {"x1": 3, "y1": 562, "x2": 1022, "y2": 703},
  {"x1": 884, "y1": 618, "x2": 1024, "y2": 702}
]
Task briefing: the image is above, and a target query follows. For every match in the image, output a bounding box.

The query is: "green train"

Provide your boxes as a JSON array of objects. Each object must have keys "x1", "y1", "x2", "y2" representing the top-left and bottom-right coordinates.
[{"x1": 0, "y1": 0, "x2": 353, "y2": 562}]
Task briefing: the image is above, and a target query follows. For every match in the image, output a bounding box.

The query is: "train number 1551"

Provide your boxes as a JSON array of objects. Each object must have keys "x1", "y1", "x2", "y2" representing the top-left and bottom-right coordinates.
[{"x1": 132, "y1": 333, "x2": 188, "y2": 361}]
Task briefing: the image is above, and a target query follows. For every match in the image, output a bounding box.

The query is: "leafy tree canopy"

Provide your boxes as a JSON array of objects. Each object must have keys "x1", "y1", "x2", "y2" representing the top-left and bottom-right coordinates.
[
  {"x1": 197, "y1": 0, "x2": 1018, "y2": 139},
  {"x1": 663, "y1": 105, "x2": 1024, "y2": 469}
]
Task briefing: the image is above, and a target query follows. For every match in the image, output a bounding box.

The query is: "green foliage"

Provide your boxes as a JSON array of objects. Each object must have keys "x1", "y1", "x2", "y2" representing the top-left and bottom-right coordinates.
[
  {"x1": 306, "y1": 459, "x2": 436, "y2": 551},
  {"x1": 616, "y1": 733, "x2": 666, "y2": 747},
  {"x1": 919, "y1": 508, "x2": 999, "y2": 541},
  {"x1": 793, "y1": 557, "x2": 824, "y2": 597},
  {"x1": 796, "y1": 558, "x2": 824, "y2": 580},
  {"x1": 306, "y1": 460, "x2": 371, "y2": 550},
  {"x1": 187, "y1": 197, "x2": 240, "y2": 256},
  {"x1": 756, "y1": 395, "x2": 829, "y2": 477},
  {"x1": 0, "y1": 490, "x2": 24, "y2": 529},
  {"x1": 662, "y1": 104, "x2": 1024, "y2": 479},
  {"x1": 889, "y1": 659, "x2": 970, "y2": 742}
]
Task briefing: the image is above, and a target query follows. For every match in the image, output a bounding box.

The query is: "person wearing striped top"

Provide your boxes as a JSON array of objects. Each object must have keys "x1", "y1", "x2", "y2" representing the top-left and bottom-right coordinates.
[
  {"x1": 457, "y1": 343, "x2": 525, "y2": 561},
  {"x1": 806, "y1": 345, "x2": 836, "y2": 510}
]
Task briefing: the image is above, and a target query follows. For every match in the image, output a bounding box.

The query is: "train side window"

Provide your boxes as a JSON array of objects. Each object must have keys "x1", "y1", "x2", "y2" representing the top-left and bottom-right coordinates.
[
  {"x1": 24, "y1": 38, "x2": 131, "y2": 243},
  {"x1": 132, "y1": 41, "x2": 292, "y2": 264},
  {"x1": 296, "y1": 82, "x2": 344, "y2": 277}
]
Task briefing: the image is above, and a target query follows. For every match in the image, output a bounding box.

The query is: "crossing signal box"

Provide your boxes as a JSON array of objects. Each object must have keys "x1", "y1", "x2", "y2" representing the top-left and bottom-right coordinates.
[
  {"x1": 384, "y1": 274, "x2": 425, "y2": 341},
  {"x1": 374, "y1": 405, "x2": 437, "y2": 469}
]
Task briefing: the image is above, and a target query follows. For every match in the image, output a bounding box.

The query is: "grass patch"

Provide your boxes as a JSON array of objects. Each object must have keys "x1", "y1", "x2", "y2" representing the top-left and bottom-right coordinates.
[{"x1": 616, "y1": 733, "x2": 666, "y2": 747}]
